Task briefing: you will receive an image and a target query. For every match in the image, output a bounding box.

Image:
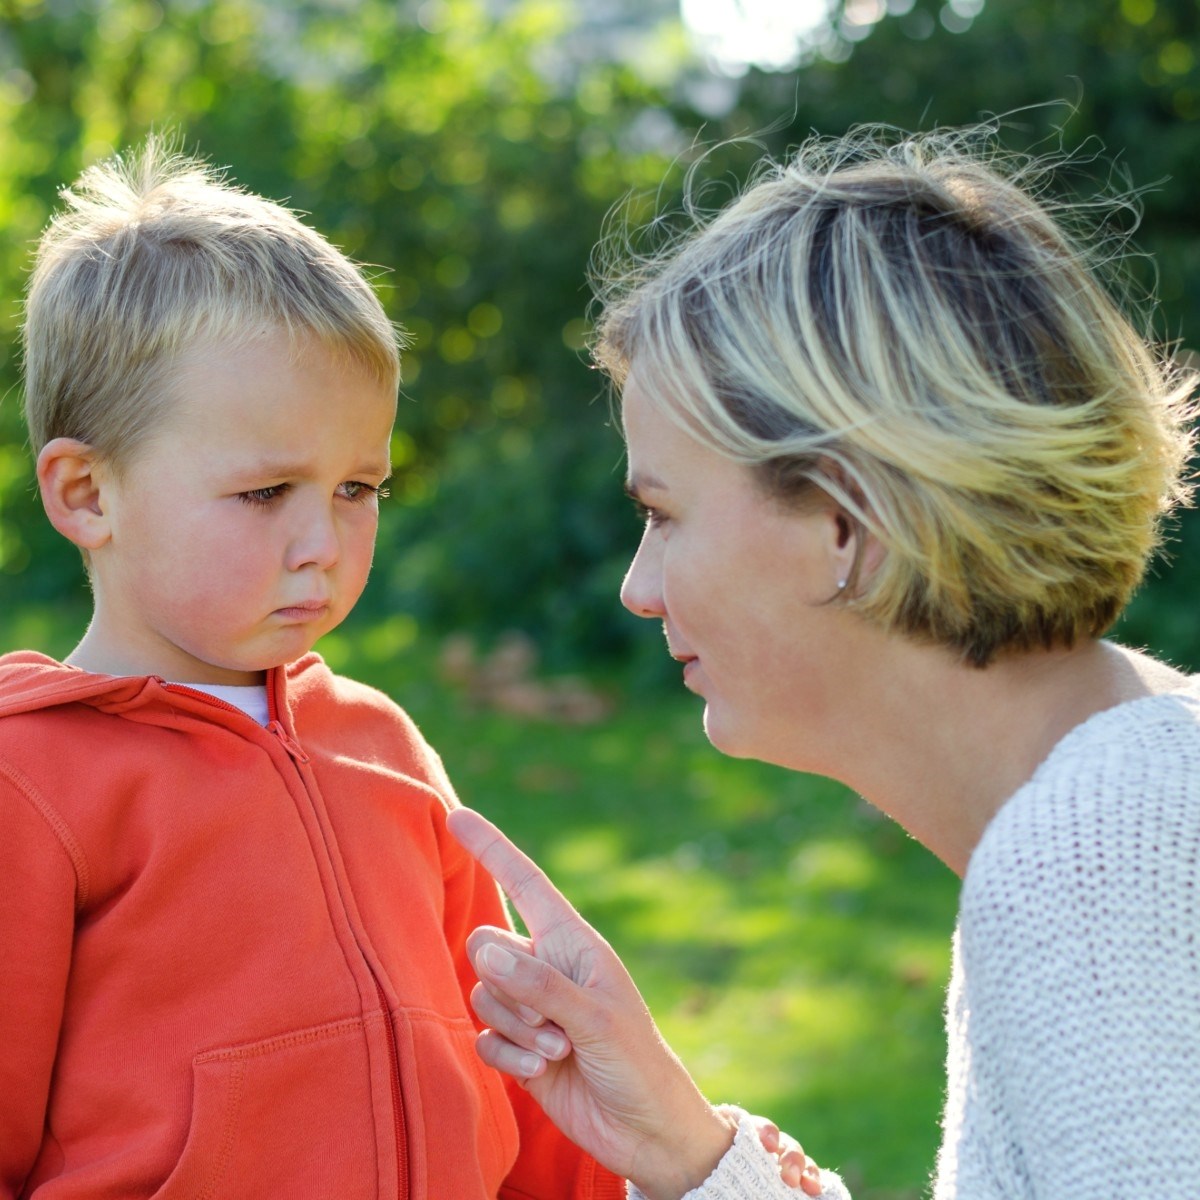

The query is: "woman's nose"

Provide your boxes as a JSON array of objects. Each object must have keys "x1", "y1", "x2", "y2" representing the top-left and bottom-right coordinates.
[{"x1": 620, "y1": 527, "x2": 665, "y2": 619}]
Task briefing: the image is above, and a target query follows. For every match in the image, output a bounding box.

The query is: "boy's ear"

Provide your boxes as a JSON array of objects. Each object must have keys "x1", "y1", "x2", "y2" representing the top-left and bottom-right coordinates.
[{"x1": 36, "y1": 438, "x2": 113, "y2": 550}]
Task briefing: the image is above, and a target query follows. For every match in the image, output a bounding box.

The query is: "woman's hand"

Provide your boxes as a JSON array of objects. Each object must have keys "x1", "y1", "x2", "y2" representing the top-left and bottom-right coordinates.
[
  {"x1": 447, "y1": 807, "x2": 824, "y2": 1198},
  {"x1": 749, "y1": 1113, "x2": 826, "y2": 1195}
]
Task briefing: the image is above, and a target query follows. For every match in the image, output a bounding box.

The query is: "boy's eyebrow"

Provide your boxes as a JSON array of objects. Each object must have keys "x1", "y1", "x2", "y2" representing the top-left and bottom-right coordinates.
[{"x1": 240, "y1": 457, "x2": 394, "y2": 481}]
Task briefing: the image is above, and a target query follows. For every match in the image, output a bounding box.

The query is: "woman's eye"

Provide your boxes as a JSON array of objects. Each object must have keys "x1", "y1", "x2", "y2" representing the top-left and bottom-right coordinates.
[
  {"x1": 238, "y1": 484, "x2": 289, "y2": 507},
  {"x1": 632, "y1": 499, "x2": 666, "y2": 528}
]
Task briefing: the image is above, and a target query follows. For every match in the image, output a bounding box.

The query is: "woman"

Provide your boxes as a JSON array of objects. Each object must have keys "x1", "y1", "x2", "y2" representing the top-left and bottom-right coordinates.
[{"x1": 449, "y1": 124, "x2": 1200, "y2": 1198}]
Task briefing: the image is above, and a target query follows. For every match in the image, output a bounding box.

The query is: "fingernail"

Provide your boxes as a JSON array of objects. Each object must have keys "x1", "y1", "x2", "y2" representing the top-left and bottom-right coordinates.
[
  {"x1": 480, "y1": 943, "x2": 517, "y2": 977},
  {"x1": 535, "y1": 1031, "x2": 566, "y2": 1057},
  {"x1": 518, "y1": 1053, "x2": 542, "y2": 1077}
]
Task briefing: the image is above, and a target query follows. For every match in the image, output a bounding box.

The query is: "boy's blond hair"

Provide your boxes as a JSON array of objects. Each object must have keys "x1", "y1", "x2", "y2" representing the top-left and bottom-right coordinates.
[
  {"x1": 594, "y1": 125, "x2": 1197, "y2": 667},
  {"x1": 22, "y1": 135, "x2": 400, "y2": 471}
]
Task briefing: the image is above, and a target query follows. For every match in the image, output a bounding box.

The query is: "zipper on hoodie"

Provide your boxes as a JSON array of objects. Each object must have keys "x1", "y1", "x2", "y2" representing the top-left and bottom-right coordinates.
[
  {"x1": 158, "y1": 681, "x2": 310, "y2": 765},
  {"x1": 164, "y1": 678, "x2": 409, "y2": 1193},
  {"x1": 159, "y1": 682, "x2": 252, "y2": 717},
  {"x1": 374, "y1": 974, "x2": 410, "y2": 1190},
  {"x1": 266, "y1": 719, "x2": 310, "y2": 763},
  {"x1": 262, "y1": 686, "x2": 410, "y2": 1196}
]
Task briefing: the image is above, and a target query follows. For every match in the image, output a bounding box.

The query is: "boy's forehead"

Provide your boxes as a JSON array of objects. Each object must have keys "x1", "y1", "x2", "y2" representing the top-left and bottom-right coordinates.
[
  {"x1": 167, "y1": 328, "x2": 394, "y2": 411},
  {"x1": 232, "y1": 447, "x2": 394, "y2": 479},
  {"x1": 145, "y1": 330, "x2": 396, "y2": 471},
  {"x1": 172, "y1": 326, "x2": 314, "y2": 377}
]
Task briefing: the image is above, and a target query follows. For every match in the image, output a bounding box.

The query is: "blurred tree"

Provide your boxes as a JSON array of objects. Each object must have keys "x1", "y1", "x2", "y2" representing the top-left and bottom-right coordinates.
[
  {"x1": 0, "y1": 0, "x2": 689, "y2": 664},
  {"x1": 0, "y1": 0, "x2": 1196, "y2": 667},
  {"x1": 739, "y1": 0, "x2": 1200, "y2": 666}
]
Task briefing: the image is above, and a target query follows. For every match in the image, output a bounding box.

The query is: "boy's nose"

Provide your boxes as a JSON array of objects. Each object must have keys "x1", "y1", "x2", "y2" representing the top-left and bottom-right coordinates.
[
  {"x1": 619, "y1": 528, "x2": 665, "y2": 619},
  {"x1": 286, "y1": 508, "x2": 341, "y2": 572}
]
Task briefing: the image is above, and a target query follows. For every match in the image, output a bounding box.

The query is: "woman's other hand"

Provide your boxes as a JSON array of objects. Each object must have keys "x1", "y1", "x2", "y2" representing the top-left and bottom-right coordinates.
[{"x1": 747, "y1": 1112, "x2": 826, "y2": 1196}]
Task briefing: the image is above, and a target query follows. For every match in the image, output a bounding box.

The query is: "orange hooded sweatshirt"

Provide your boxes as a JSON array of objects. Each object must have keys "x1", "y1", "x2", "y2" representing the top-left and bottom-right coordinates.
[{"x1": 0, "y1": 650, "x2": 623, "y2": 1200}]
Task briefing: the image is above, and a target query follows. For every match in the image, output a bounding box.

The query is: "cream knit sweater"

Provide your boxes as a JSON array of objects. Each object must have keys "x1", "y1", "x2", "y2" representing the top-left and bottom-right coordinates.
[
  {"x1": 631, "y1": 677, "x2": 1200, "y2": 1199},
  {"x1": 936, "y1": 677, "x2": 1200, "y2": 1195}
]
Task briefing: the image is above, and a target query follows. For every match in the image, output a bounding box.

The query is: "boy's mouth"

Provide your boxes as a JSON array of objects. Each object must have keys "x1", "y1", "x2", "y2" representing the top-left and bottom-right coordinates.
[{"x1": 274, "y1": 600, "x2": 331, "y2": 622}]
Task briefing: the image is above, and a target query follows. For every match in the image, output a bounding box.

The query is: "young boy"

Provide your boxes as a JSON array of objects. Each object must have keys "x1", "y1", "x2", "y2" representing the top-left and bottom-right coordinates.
[{"x1": 0, "y1": 139, "x2": 622, "y2": 1200}]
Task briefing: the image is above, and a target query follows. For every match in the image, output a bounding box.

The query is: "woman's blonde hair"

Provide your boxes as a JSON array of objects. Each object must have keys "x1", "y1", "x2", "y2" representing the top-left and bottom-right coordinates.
[
  {"x1": 22, "y1": 134, "x2": 401, "y2": 471},
  {"x1": 593, "y1": 125, "x2": 1197, "y2": 666}
]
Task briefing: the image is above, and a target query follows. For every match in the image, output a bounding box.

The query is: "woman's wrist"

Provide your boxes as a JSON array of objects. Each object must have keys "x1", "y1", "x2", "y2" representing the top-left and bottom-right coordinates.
[{"x1": 627, "y1": 1103, "x2": 741, "y2": 1200}]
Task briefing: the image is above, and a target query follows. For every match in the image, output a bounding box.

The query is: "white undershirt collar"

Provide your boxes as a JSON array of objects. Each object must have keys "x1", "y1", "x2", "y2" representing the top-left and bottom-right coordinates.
[{"x1": 174, "y1": 681, "x2": 271, "y2": 726}]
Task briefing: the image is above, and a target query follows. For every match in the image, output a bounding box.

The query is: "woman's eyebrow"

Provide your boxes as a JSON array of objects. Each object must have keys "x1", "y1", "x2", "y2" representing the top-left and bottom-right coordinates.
[{"x1": 624, "y1": 472, "x2": 666, "y2": 500}]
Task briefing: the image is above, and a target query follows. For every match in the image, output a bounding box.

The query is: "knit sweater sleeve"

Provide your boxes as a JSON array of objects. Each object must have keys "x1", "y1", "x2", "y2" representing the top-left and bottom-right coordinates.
[
  {"x1": 939, "y1": 688, "x2": 1200, "y2": 1195},
  {"x1": 625, "y1": 1110, "x2": 851, "y2": 1200}
]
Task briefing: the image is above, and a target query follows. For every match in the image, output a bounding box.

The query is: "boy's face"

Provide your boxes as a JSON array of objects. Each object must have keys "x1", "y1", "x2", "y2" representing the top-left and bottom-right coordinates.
[{"x1": 82, "y1": 331, "x2": 396, "y2": 684}]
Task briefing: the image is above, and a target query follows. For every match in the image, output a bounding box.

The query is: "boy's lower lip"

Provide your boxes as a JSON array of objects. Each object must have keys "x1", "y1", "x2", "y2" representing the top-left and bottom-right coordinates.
[{"x1": 274, "y1": 604, "x2": 330, "y2": 621}]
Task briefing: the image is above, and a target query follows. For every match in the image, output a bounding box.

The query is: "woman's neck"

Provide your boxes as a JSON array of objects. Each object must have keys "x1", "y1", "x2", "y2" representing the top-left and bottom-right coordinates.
[{"x1": 820, "y1": 639, "x2": 1187, "y2": 877}]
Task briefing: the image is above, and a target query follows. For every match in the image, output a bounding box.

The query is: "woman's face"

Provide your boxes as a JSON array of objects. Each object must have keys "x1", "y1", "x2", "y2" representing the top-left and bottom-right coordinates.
[{"x1": 620, "y1": 369, "x2": 856, "y2": 769}]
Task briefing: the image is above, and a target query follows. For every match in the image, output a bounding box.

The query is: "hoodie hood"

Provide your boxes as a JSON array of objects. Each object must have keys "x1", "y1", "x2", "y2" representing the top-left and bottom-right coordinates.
[
  {"x1": 0, "y1": 651, "x2": 169, "y2": 719},
  {"x1": 0, "y1": 650, "x2": 331, "y2": 730}
]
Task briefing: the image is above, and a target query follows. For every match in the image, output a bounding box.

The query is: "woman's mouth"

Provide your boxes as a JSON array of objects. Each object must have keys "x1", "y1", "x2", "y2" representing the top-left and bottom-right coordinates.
[{"x1": 673, "y1": 652, "x2": 700, "y2": 689}]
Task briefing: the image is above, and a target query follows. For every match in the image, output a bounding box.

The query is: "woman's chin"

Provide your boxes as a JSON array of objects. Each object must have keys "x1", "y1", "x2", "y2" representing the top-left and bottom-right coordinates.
[{"x1": 701, "y1": 706, "x2": 755, "y2": 760}]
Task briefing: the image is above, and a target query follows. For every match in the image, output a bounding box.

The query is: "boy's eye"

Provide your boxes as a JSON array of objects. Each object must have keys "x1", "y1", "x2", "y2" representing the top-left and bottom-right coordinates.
[
  {"x1": 238, "y1": 484, "x2": 289, "y2": 507},
  {"x1": 338, "y1": 480, "x2": 389, "y2": 503}
]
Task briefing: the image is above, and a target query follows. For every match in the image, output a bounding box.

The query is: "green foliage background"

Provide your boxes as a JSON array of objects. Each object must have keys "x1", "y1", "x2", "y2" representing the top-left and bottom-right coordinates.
[
  {"x1": 2, "y1": 0, "x2": 1198, "y2": 669},
  {"x1": 1, "y1": 1, "x2": 1197, "y2": 1195}
]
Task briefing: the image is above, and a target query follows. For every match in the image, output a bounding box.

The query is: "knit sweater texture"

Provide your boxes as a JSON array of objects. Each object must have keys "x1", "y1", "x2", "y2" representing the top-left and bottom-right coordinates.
[
  {"x1": 625, "y1": 1111, "x2": 850, "y2": 1200},
  {"x1": 647, "y1": 677, "x2": 1200, "y2": 1198},
  {"x1": 936, "y1": 676, "x2": 1200, "y2": 1195},
  {"x1": 0, "y1": 651, "x2": 622, "y2": 1200}
]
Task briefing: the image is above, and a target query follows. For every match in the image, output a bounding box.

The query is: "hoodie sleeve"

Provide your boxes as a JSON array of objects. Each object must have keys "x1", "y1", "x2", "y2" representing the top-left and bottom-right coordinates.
[{"x1": 0, "y1": 760, "x2": 79, "y2": 1196}]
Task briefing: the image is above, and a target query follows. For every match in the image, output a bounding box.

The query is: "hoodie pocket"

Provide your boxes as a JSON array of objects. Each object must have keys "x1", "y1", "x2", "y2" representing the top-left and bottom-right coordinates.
[{"x1": 150, "y1": 1017, "x2": 379, "y2": 1200}]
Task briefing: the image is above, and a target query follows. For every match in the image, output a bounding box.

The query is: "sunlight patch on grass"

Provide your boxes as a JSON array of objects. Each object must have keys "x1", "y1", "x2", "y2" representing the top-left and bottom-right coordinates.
[
  {"x1": 663, "y1": 976, "x2": 878, "y2": 1108},
  {"x1": 789, "y1": 837, "x2": 878, "y2": 893},
  {"x1": 682, "y1": 749, "x2": 780, "y2": 822},
  {"x1": 586, "y1": 730, "x2": 643, "y2": 766},
  {"x1": 545, "y1": 824, "x2": 628, "y2": 878},
  {"x1": 316, "y1": 611, "x2": 420, "y2": 673},
  {"x1": 314, "y1": 629, "x2": 353, "y2": 671},
  {"x1": 358, "y1": 613, "x2": 419, "y2": 662}
]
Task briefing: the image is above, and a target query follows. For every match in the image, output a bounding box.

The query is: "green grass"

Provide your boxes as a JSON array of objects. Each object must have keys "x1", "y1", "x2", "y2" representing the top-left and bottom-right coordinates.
[{"x1": 3, "y1": 605, "x2": 957, "y2": 1198}]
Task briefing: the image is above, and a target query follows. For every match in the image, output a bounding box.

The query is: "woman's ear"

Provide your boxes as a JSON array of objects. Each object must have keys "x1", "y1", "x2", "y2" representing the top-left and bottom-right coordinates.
[
  {"x1": 36, "y1": 438, "x2": 113, "y2": 550},
  {"x1": 829, "y1": 509, "x2": 884, "y2": 593},
  {"x1": 812, "y1": 459, "x2": 884, "y2": 594},
  {"x1": 828, "y1": 508, "x2": 857, "y2": 590}
]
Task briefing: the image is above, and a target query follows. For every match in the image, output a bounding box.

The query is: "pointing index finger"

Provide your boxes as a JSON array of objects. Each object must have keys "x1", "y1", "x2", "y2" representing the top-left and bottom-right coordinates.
[{"x1": 447, "y1": 807, "x2": 579, "y2": 939}]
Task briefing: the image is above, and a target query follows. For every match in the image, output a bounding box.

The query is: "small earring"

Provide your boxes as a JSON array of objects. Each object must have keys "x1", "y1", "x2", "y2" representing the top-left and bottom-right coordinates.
[{"x1": 836, "y1": 578, "x2": 847, "y2": 590}]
